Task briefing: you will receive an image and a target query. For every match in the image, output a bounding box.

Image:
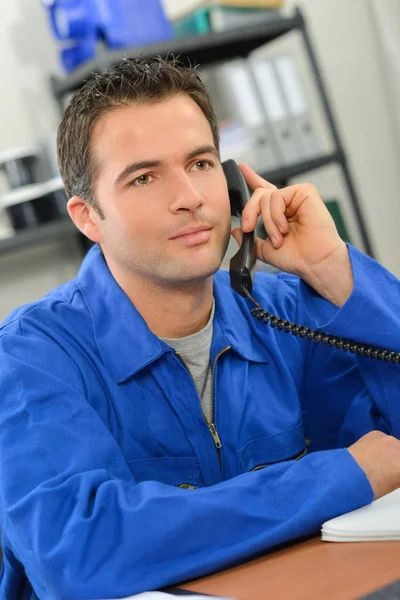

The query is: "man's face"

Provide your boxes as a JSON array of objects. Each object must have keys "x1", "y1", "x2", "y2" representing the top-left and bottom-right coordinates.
[{"x1": 89, "y1": 94, "x2": 231, "y2": 286}]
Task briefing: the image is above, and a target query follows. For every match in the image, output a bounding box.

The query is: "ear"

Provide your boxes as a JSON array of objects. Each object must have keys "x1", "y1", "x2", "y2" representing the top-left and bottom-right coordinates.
[{"x1": 67, "y1": 196, "x2": 104, "y2": 244}]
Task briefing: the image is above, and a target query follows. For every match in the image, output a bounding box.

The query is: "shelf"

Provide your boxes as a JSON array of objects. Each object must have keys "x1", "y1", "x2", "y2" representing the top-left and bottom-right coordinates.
[
  {"x1": 51, "y1": 10, "x2": 303, "y2": 98},
  {"x1": 0, "y1": 150, "x2": 342, "y2": 256},
  {"x1": 260, "y1": 151, "x2": 343, "y2": 183},
  {"x1": 0, "y1": 219, "x2": 77, "y2": 255},
  {"x1": 43, "y1": 5, "x2": 374, "y2": 259}
]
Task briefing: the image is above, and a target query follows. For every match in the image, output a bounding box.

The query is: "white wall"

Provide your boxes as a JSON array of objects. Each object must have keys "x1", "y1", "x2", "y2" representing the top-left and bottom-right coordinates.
[
  {"x1": 1, "y1": 0, "x2": 400, "y2": 319},
  {"x1": 0, "y1": 2, "x2": 83, "y2": 321},
  {"x1": 367, "y1": 0, "x2": 400, "y2": 157},
  {"x1": 0, "y1": 1, "x2": 60, "y2": 151}
]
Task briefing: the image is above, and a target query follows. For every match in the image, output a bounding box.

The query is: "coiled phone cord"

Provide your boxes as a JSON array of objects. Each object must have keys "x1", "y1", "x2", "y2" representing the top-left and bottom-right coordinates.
[{"x1": 242, "y1": 284, "x2": 400, "y2": 365}]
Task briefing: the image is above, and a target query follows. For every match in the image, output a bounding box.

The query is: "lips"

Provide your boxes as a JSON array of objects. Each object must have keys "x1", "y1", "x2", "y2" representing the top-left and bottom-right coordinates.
[
  {"x1": 170, "y1": 225, "x2": 212, "y2": 239},
  {"x1": 169, "y1": 226, "x2": 212, "y2": 247}
]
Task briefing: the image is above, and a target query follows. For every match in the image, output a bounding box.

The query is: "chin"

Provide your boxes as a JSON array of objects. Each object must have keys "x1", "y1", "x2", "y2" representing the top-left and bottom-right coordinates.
[
  {"x1": 177, "y1": 264, "x2": 221, "y2": 283},
  {"x1": 161, "y1": 255, "x2": 223, "y2": 284}
]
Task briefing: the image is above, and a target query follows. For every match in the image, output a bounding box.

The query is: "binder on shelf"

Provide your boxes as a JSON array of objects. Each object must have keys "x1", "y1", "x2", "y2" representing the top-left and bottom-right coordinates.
[
  {"x1": 218, "y1": 119, "x2": 259, "y2": 167},
  {"x1": 215, "y1": 0, "x2": 283, "y2": 8},
  {"x1": 204, "y1": 59, "x2": 281, "y2": 171},
  {"x1": 208, "y1": 6, "x2": 280, "y2": 32},
  {"x1": 0, "y1": 178, "x2": 68, "y2": 233},
  {"x1": 248, "y1": 56, "x2": 303, "y2": 166},
  {"x1": 0, "y1": 209, "x2": 14, "y2": 241},
  {"x1": 0, "y1": 146, "x2": 39, "y2": 189},
  {"x1": 272, "y1": 54, "x2": 321, "y2": 159}
]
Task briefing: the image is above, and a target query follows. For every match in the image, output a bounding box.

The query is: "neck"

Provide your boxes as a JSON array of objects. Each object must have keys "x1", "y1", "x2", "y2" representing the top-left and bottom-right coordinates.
[{"x1": 106, "y1": 261, "x2": 214, "y2": 339}]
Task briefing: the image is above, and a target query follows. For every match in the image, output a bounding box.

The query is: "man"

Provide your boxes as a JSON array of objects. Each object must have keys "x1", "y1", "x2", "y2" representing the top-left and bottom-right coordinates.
[{"x1": 0, "y1": 56, "x2": 399, "y2": 600}]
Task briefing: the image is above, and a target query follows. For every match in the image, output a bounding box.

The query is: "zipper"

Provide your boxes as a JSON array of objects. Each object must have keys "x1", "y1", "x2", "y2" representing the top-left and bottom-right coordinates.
[
  {"x1": 209, "y1": 423, "x2": 222, "y2": 449},
  {"x1": 176, "y1": 346, "x2": 230, "y2": 452},
  {"x1": 209, "y1": 345, "x2": 230, "y2": 448}
]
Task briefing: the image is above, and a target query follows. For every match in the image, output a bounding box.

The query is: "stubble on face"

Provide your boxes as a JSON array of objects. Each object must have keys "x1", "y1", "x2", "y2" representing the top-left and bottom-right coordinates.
[
  {"x1": 91, "y1": 95, "x2": 232, "y2": 291},
  {"x1": 128, "y1": 218, "x2": 232, "y2": 287}
]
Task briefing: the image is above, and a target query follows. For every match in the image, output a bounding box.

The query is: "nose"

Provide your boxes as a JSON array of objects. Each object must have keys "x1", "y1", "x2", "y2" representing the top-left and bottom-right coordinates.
[{"x1": 168, "y1": 171, "x2": 204, "y2": 215}]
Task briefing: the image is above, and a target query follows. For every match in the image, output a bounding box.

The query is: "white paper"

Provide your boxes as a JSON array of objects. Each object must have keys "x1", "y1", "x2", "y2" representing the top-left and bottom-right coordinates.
[
  {"x1": 103, "y1": 591, "x2": 235, "y2": 599},
  {"x1": 322, "y1": 487, "x2": 400, "y2": 542}
]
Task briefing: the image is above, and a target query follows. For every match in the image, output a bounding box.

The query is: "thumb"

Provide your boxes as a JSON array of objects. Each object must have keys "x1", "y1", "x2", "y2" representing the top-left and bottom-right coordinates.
[{"x1": 231, "y1": 228, "x2": 242, "y2": 246}]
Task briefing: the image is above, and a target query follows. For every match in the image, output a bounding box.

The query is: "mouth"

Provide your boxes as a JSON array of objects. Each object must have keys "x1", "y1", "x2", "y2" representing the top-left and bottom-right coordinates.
[{"x1": 170, "y1": 226, "x2": 212, "y2": 247}]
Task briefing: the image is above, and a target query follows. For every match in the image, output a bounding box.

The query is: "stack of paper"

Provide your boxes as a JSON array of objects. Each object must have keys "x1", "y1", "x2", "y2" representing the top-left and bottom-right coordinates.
[
  {"x1": 105, "y1": 591, "x2": 236, "y2": 599},
  {"x1": 322, "y1": 488, "x2": 400, "y2": 542}
]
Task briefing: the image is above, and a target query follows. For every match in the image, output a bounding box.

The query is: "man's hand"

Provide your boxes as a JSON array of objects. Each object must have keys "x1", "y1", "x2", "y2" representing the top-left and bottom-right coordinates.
[
  {"x1": 348, "y1": 431, "x2": 400, "y2": 500},
  {"x1": 230, "y1": 163, "x2": 353, "y2": 307}
]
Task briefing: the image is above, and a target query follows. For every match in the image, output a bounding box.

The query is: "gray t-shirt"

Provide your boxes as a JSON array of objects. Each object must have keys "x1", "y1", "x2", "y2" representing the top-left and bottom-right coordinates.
[{"x1": 160, "y1": 299, "x2": 215, "y2": 423}]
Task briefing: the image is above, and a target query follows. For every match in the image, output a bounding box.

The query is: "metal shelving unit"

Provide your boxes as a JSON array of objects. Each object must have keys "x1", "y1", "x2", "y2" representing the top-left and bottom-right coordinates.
[
  {"x1": 0, "y1": 219, "x2": 77, "y2": 255},
  {"x1": 51, "y1": 11, "x2": 303, "y2": 102},
  {"x1": 1, "y1": 6, "x2": 374, "y2": 257}
]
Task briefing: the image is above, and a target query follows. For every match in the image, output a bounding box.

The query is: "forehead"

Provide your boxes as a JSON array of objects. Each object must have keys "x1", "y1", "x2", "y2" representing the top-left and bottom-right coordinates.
[{"x1": 91, "y1": 94, "x2": 215, "y2": 169}]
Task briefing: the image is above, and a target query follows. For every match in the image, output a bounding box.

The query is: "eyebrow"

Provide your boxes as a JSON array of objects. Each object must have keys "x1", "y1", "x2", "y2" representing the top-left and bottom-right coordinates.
[
  {"x1": 114, "y1": 145, "x2": 219, "y2": 187},
  {"x1": 186, "y1": 145, "x2": 219, "y2": 161},
  {"x1": 114, "y1": 159, "x2": 164, "y2": 187}
]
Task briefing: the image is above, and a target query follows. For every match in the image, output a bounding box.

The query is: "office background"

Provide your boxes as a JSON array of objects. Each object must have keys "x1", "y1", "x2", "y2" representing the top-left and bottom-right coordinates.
[{"x1": 1, "y1": 0, "x2": 400, "y2": 320}]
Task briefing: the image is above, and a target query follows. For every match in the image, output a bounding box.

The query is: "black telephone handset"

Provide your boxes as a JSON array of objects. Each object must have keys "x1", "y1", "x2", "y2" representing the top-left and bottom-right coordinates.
[
  {"x1": 222, "y1": 159, "x2": 256, "y2": 296},
  {"x1": 222, "y1": 158, "x2": 400, "y2": 365}
]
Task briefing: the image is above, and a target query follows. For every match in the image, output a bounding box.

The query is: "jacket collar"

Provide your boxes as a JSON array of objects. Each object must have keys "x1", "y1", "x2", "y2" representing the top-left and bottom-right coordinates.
[{"x1": 77, "y1": 246, "x2": 269, "y2": 384}]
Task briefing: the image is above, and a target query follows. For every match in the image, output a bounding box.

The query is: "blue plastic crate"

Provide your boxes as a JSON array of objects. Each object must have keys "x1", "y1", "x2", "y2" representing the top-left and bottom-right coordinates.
[{"x1": 43, "y1": 0, "x2": 173, "y2": 73}]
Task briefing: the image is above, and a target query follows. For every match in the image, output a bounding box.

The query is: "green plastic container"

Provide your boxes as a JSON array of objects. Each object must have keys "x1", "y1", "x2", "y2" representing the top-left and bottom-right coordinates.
[
  {"x1": 325, "y1": 199, "x2": 352, "y2": 244},
  {"x1": 172, "y1": 8, "x2": 210, "y2": 37}
]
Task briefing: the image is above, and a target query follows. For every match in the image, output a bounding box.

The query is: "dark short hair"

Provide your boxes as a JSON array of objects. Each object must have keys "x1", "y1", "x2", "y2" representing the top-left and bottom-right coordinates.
[{"x1": 57, "y1": 56, "x2": 220, "y2": 217}]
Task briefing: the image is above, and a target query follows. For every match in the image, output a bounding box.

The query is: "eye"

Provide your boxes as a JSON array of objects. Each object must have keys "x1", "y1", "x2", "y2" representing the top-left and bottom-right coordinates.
[
  {"x1": 132, "y1": 173, "x2": 152, "y2": 187},
  {"x1": 193, "y1": 160, "x2": 211, "y2": 171}
]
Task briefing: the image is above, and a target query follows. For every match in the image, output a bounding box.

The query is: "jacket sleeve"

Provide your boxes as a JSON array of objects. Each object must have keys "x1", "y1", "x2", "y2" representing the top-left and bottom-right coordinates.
[
  {"x1": 0, "y1": 330, "x2": 373, "y2": 600},
  {"x1": 299, "y1": 244, "x2": 400, "y2": 446}
]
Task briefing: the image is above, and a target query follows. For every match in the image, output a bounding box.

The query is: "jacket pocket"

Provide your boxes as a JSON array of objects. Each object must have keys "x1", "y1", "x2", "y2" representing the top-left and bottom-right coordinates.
[
  {"x1": 127, "y1": 456, "x2": 201, "y2": 488},
  {"x1": 238, "y1": 422, "x2": 307, "y2": 473},
  {"x1": 250, "y1": 448, "x2": 307, "y2": 471}
]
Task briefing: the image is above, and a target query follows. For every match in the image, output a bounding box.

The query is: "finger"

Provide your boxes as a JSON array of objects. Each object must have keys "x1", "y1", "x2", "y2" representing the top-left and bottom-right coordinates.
[
  {"x1": 241, "y1": 187, "x2": 270, "y2": 232},
  {"x1": 275, "y1": 183, "x2": 317, "y2": 220},
  {"x1": 260, "y1": 194, "x2": 283, "y2": 249},
  {"x1": 270, "y1": 189, "x2": 289, "y2": 235},
  {"x1": 232, "y1": 227, "x2": 274, "y2": 265},
  {"x1": 239, "y1": 162, "x2": 277, "y2": 192},
  {"x1": 231, "y1": 228, "x2": 242, "y2": 246},
  {"x1": 255, "y1": 236, "x2": 276, "y2": 264}
]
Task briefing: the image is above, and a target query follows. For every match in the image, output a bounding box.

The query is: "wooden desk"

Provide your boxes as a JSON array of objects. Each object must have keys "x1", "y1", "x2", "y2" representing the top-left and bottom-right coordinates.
[{"x1": 180, "y1": 538, "x2": 400, "y2": 600}]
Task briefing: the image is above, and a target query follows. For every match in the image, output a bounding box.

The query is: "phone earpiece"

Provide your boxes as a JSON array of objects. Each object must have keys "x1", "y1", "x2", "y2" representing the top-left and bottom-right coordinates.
[{"x1": 222, "y1": 159, "x2": 257, "y2": 296}]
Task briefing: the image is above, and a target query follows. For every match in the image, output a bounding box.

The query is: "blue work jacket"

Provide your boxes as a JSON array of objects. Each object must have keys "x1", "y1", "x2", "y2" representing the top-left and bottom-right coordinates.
[{"x1": 0, "y1": 244, "x2": 399, "y2": 599}]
